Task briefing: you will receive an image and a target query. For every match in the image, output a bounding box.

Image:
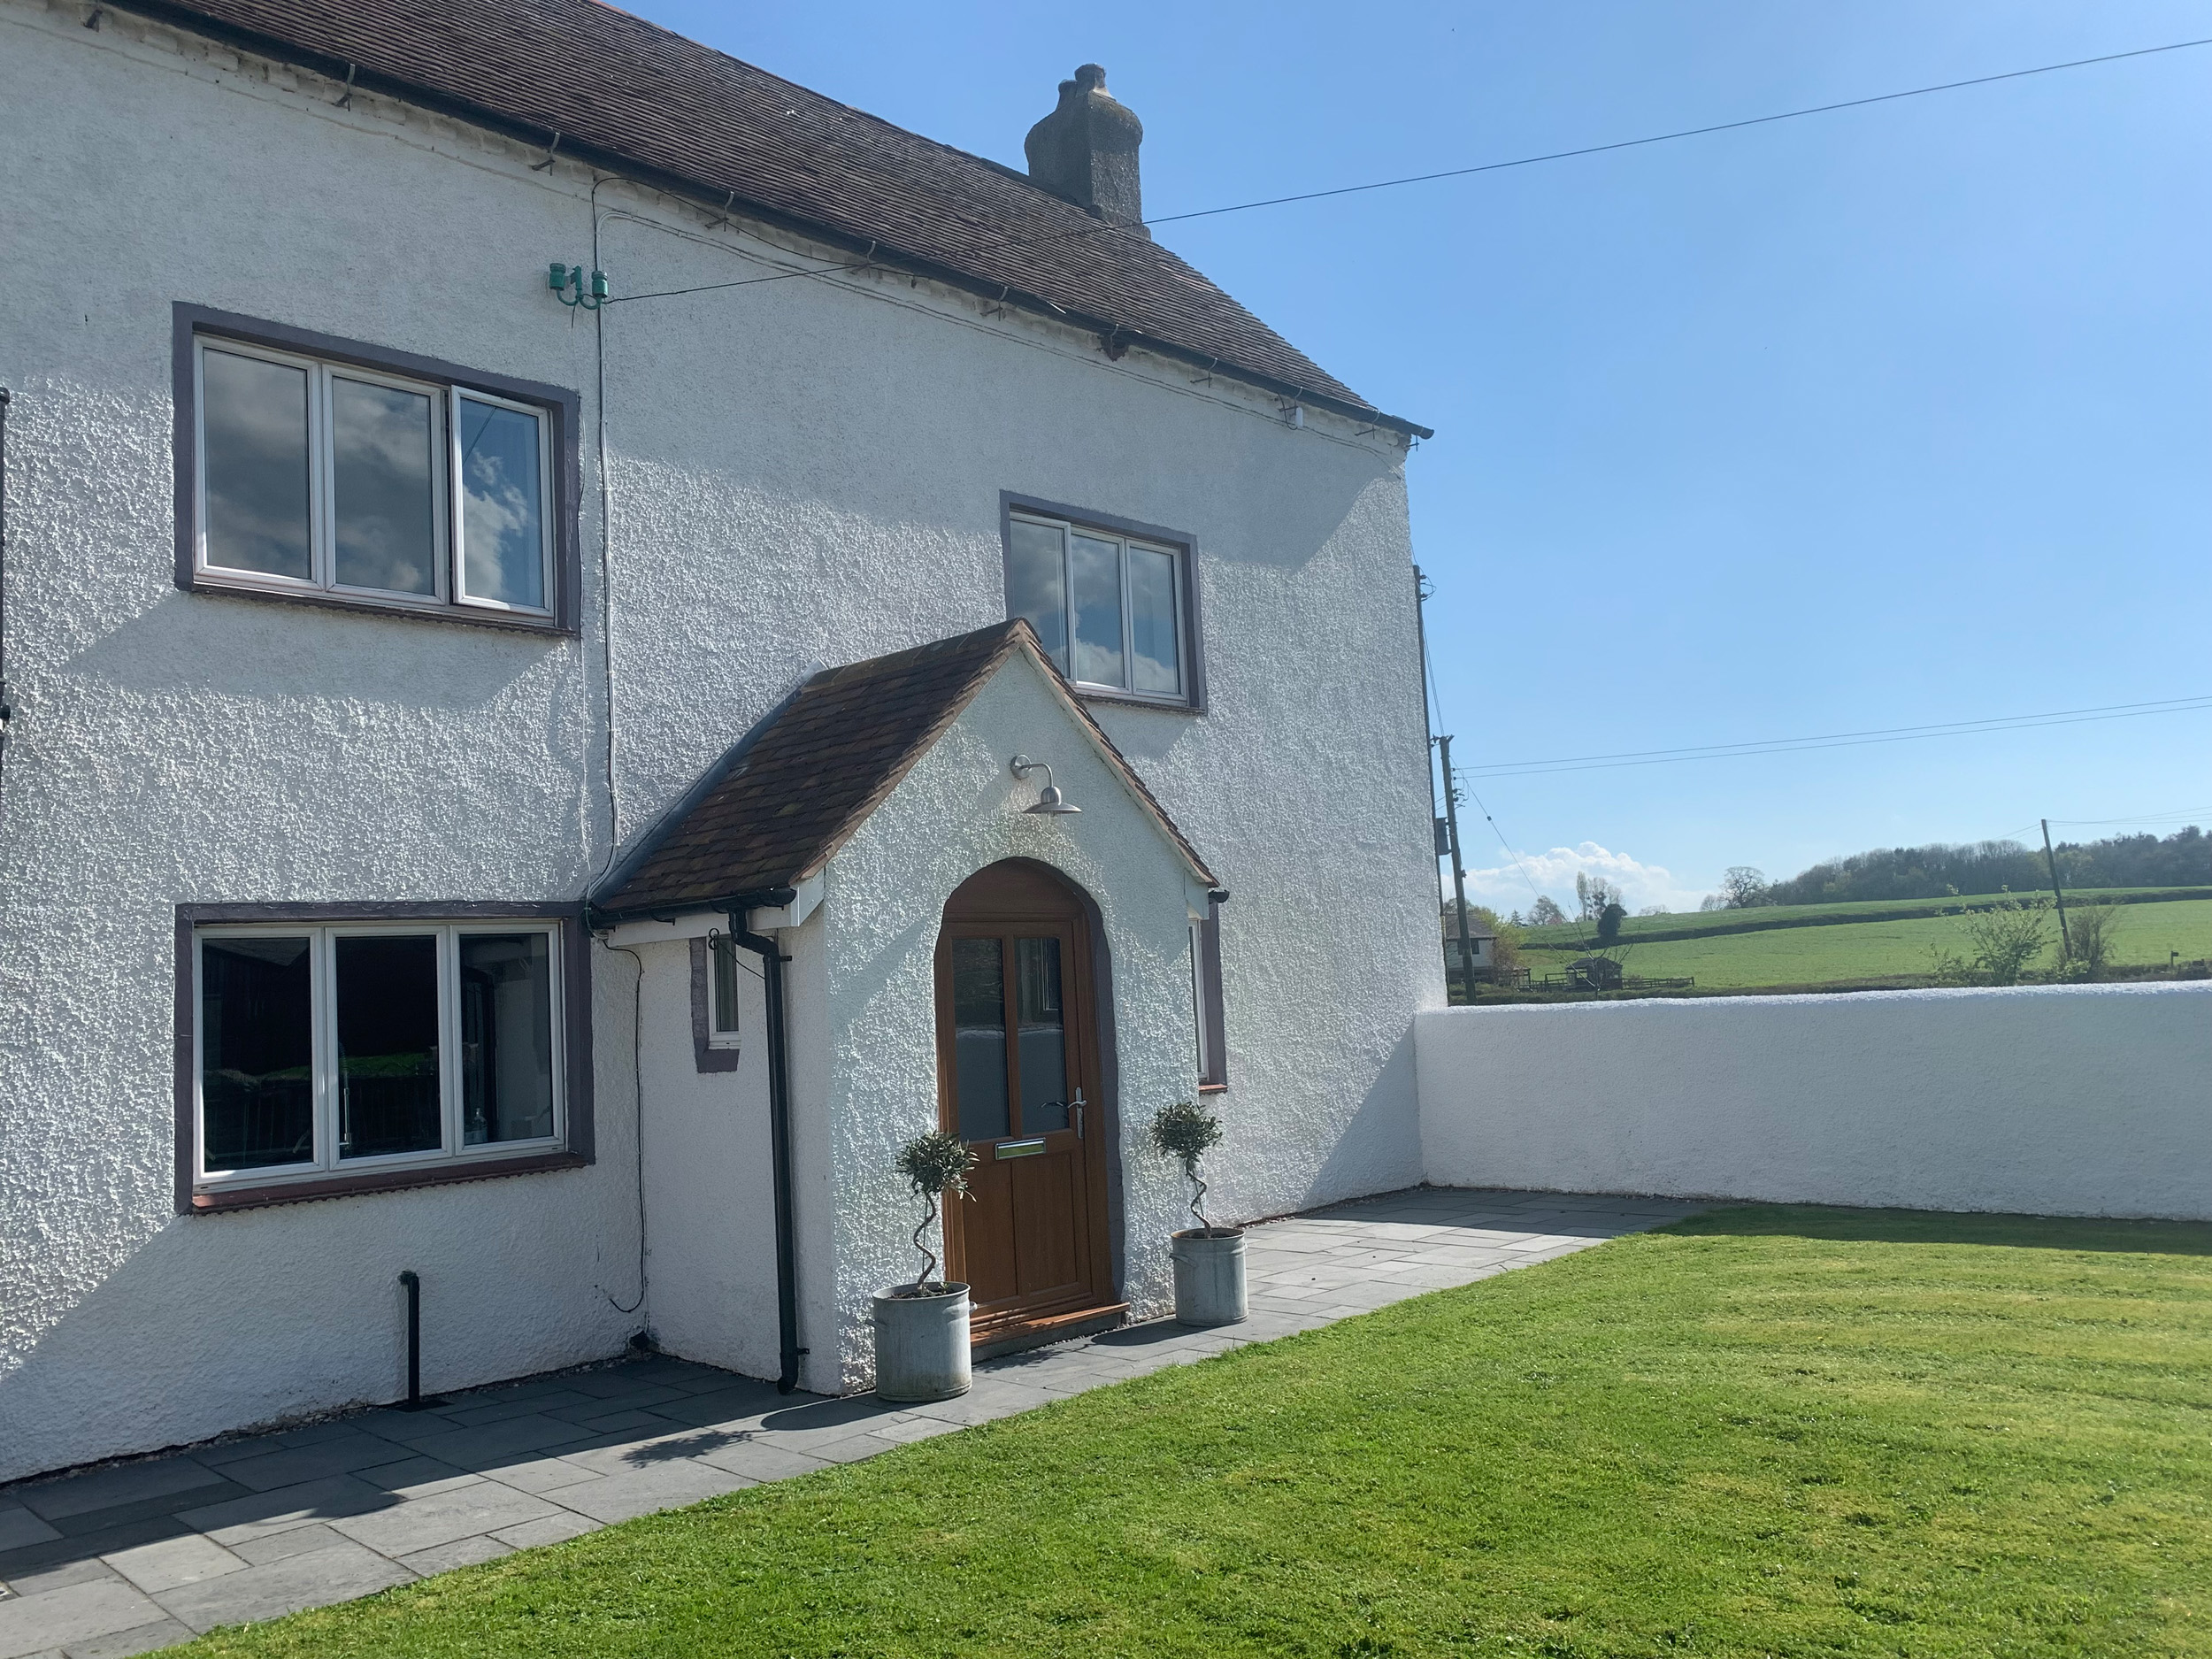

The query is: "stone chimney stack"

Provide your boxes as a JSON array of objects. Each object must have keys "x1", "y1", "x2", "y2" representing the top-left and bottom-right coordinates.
[{"x1": 1025, "y1": 65, "x2": 1146, "y2": 234}]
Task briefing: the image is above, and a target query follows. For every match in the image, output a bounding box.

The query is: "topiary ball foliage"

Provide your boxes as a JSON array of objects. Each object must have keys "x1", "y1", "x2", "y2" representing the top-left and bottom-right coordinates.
[
  {"x1": 896, "y1": 1130, "x2": 975, "y2": 1202},
  {"x1": 1149, "y1": 1099, "x2": 1222, "y2": 1166}
]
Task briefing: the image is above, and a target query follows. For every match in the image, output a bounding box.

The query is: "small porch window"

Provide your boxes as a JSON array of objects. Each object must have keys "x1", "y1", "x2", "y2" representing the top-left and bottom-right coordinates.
[
  {"x1": 1191, "y1": 899, "x2": 1228, "y2": 1091},
  {"x1": 194, "y1": 921, "x2": 564, "y2": 1193},
  {"x1": 688, "y1": 934, "x2": 745, "y2": 1072}
]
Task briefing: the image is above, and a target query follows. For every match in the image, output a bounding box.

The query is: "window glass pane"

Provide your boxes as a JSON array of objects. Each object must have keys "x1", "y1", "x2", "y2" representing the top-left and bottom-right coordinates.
[
  {"x1": 1069, "y1": 534, "x2": 1125, "y2": 687},
  {"x1": 949, "y1": 937, "x2": 1009, "y2": 1141},
  {"x1": 331, "y1": 376, "x2": 437, "y2": 595},
  {"x1": 457, "y1": 397, "x2": 547, "y2": 608},
  {"x1": 711, "y1": 938, "x2": 741, "y2": 1038},
  {"x1": 201, "y1": 349, "x2": 311, "y2": 580},
  {"x1": 1015, "y1": 936, "x2": 1068, "y2": 1133},
  {"x1": 1006, "y1": 519, "x2": 1068, "y2": 672},
  {"x1": 459, "y1": 933, "x2": 555, "y2": 1145},
  {"x1": 200, "y1": 936, "x2": 314, "y2": 1170},
  {"x1": 1128, "y1": 545, "x2": 1182, "y2": 696},
  {"x1": 335, "y1": 935, "x2": 442, "y2": 1159}
]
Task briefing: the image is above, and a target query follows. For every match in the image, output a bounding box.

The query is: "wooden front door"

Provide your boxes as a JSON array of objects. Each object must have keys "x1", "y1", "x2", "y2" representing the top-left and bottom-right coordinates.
[{"x1": 935, "y1": 861, "x2": 1117, "y2": 1345}]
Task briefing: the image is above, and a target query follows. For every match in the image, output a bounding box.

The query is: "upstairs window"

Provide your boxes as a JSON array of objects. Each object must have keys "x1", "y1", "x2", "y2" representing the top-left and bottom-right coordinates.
[
  {"x1": 191, "y1": 334, "x2": 555, "y2": 620},
  {"x1": 194, "y1": 921, "x2": 565, "y2": 1193},
  {"x1": 1006, "y1": 508, "x2": 1193, "y2": 705}
]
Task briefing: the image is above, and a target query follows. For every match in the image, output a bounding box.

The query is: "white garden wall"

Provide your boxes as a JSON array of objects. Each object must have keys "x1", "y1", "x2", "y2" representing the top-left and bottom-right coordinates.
[{"x1": 1417, "y1": 984, "x2": 2212, "y2": 1220}]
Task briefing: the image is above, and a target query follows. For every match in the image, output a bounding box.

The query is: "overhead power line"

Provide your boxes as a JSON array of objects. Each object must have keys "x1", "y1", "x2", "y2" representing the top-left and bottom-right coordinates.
[
  {"x1": 604, "y1": 35, "x2": 2212, "y2": 309},
  {"x1": 1460, "y1": 695, "x2": 2212, "y2": 780}
]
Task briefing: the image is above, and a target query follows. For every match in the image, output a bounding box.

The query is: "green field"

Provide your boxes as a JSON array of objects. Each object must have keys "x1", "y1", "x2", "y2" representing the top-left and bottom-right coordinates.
[
  {"x1": 179, "y1": 1208, "x2": 2212, "y2": 1658},
  {"x1": 1519, "y1": 898, "x2": 2212, "y2": 989}
]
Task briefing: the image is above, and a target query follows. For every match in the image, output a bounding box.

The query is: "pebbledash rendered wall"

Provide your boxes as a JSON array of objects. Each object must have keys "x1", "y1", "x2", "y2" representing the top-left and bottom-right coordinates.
[
  {"x1": 1417, "y1": 984, "x2": 2212, "y2": 1220},
  {"x1": 0, "y1": 2, "x2": 1440, "y2": 1478}
]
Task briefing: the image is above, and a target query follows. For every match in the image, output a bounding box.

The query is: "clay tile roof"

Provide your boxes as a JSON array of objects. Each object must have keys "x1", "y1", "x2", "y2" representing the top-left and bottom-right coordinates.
[
  {"x1": 134, "y1": 0, "x2": 1428, "y2": 437},
  {"x1": 592, "y1": 619, "x2": 1216, "y2": 920}
]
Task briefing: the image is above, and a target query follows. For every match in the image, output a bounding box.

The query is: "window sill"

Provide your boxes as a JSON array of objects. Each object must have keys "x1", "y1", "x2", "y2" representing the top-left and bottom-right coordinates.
[
  {"x1": 1197, "y1": 1082, "x2": 1229, "y2": 1095},
  {"x1": 1071, "y1": 687, "x2": 1204, "y2": 717},
  {"x1": 188, "y1": 1149, "x2": 587, "y2": 1214},
  {"x1": 181, "y1": 572, "x2": 576, "y2": 638}
]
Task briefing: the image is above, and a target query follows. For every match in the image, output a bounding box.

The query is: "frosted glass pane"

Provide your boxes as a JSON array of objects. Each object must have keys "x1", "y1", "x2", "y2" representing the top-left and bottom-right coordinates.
[
  {"x1": 950, "y1": 937, "x2": 1009, "y2": 1141},
  {"x1": 457, "y1": 397, "x2": 546, "y2": 608},
  {"x1": 1016, "y1": 936, "x2": 1067, "y2": 1133},
  {"x1": 1070, "y1": 534, "x2": 1125, "y2": 687},
  {"x1": 332, "y1": 377, "x2": 437, "y2": 595},
  {"x1": 201, "y1": 349, "x2": 311, "y2": 579},
  {"x1": 1005, "y1": 518, "x2": 1067, "y2": 670},
  {"x1": 1128, "y1": 545, "x2": 1181, "y2": 696}
]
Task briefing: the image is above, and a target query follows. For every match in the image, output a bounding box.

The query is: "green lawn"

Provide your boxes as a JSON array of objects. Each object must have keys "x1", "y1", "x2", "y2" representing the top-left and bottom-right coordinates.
[
  {"x1": 1520, "y1": 898, "x2": 2212, "y2": 988},
  {"x1": 181, "y1": 1208, "x2": 2212, "y2": 1658}
]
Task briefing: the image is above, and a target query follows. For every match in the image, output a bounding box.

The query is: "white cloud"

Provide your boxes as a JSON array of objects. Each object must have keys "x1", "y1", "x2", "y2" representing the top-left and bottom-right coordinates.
[{"x1": 1455, "y1": 841, "x2": 1706, "y2": 917}]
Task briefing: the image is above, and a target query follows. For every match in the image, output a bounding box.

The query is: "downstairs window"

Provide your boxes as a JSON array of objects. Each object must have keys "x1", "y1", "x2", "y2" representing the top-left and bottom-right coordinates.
[{"x1": 194, "y1": 921, "x2": 565, "y2": 1194}]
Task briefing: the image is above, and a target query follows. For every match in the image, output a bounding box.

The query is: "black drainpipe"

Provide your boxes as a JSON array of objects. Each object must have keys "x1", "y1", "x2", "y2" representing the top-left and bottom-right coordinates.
[{"x1": 728, "y1": 906, "x2": 803, "y2": 1394}]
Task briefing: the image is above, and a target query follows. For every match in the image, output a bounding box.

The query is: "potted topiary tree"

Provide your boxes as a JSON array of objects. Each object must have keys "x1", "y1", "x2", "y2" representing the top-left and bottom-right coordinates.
[
  {"x1": 1150, "y1": 1100, "x2": 1246, "y2": 1327},
  {"x1": 873, "y1": 1129, "x2": 977, "y2": 1402}
]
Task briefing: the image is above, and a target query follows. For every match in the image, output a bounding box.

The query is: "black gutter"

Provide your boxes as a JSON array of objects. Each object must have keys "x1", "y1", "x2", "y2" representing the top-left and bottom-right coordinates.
[
  {"x1": 728, "y1": 908, "x2": 803, "y2": 1394},
  {"x1": 103, "y1": 0, "x2": 1433, "y2": 442}
]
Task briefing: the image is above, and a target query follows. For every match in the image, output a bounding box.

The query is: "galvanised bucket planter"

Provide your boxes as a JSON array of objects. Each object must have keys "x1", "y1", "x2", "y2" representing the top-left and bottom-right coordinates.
[
  {"x1": 873, "y1": 1284, "x2": 972, "y2": 1402},
  {"x1": 1171, "y1": 1227, "x2": 1248, "y2": 1327}
]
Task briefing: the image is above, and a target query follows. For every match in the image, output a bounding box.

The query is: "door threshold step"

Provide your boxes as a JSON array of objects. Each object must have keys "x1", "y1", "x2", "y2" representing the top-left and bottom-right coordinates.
[{"x1": 972, "y1": 1302, "x2": 1131, "y2": 1361}]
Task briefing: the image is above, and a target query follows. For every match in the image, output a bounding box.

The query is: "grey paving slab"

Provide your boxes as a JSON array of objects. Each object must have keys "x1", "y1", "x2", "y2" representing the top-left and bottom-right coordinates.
[
  {"x1": 0, "y1": 1185, "x2": 1690, "y2": 1654},
  {"x1": 98, "y1": 1537, "x2": 243, "y2": 1597},
  {"x1": 0, "y1": 1514, "x2": 58, "y2": 1555},
  {"x1": 395, "y1": 1535, "x2": 512, "y2": 1576},
  {"x1": 150, "y1": 1541, "x2": 412, "y2": 1635},
  {"x1": 545, "y1": 1462, "x2": 754, "y2": 1525},
  {"x1": 327, "y1": 1483, "x2": 563, "y2": 1559},
  {"x1": 62, "y1": 1617, "x2": 201, "y2": 1658},
  {"x1": 0, "y1": 1577, "x2": 166, "y2": 1659},
  {"x1": 487, "y1": 1512, "x2": 601, "y2": 1550}
]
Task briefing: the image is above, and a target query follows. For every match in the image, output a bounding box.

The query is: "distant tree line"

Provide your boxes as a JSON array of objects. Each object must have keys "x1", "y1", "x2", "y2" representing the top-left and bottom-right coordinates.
[{"x1": 1699, "y1": 826, "x2": 2207, "y2": 909}]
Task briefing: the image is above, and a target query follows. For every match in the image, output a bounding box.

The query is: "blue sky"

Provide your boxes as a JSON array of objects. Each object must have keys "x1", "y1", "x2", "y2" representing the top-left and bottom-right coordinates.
[{"x1": 630, "y1": 1, "x2": 2211, "y2": 912}]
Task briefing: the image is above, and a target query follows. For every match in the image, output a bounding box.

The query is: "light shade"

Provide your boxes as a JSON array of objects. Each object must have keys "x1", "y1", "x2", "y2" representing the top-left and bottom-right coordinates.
[{"x1": 1010, "y1": 755, "x2": 1081, "y2": 816}]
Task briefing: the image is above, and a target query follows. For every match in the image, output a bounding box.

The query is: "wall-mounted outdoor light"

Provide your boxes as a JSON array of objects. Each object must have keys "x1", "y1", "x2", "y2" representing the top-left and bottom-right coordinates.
[
  {"x1": 548, "y1": 263, "x2": 611, "y2": 310},
  {"x1": 1010, "y1": 755, "x2": 1081, "y2": 816}
]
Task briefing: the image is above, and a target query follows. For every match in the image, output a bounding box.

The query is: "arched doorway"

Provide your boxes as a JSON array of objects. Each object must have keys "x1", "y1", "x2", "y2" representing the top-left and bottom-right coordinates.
[{"x1": 934, "y1": 859, "x2": 1118, "y2": 1346}]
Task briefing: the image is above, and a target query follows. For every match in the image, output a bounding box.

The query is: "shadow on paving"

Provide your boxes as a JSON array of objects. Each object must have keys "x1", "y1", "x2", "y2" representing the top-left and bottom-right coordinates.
[{"x1": 1671, "y1": 1203, "x2": 2212, "y2": 1256}]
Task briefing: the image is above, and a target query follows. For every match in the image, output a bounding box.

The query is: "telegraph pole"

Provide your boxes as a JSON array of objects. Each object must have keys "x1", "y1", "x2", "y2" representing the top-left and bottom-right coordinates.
[
  {"x1": 1437, "y1": 734, "x2": 1479, "y2": 1001},
  {"x1": 2041, "y1": 818, "x2": 2072, "y2": 960}
]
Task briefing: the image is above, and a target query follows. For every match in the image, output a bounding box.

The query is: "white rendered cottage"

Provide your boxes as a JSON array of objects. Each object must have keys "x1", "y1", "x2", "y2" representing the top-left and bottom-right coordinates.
[{"x1": 0, "y1": 0, "x2": 1441, "y2": 1482}]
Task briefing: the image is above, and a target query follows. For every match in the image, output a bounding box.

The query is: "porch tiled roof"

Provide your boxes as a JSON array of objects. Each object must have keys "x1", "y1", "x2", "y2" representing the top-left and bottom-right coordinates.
[
  {"x1": 592, "y1": 620, "x2": 1216, "y2": 920},
  {"x1": 129, "y1": 0, "x2": 1427, "y2": 436}
]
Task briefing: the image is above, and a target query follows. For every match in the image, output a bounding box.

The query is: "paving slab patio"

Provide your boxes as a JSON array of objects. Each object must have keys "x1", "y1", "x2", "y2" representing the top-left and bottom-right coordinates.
[{"x1": 0, "y1": 1187, "x2": 1698, "y2": 1656}]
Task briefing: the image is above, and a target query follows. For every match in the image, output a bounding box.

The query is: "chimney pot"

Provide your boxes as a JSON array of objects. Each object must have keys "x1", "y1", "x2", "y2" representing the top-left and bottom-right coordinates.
[{"x1": 1025, "y1": 64, "x2": 1146, "y2": 234}]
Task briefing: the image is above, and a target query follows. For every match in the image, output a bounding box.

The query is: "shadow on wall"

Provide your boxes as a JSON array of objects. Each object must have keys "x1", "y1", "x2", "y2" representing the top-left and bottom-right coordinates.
[
  {"x1": 63, "y1": 590, "x2": 567, "y2": 708},
  {"x1": 1672, "y1": 1204, "x2": 2212, "y2": 1257},
  {"x1": 1300, "y1": 1024, "x2": 1423, "y2": 1212}
]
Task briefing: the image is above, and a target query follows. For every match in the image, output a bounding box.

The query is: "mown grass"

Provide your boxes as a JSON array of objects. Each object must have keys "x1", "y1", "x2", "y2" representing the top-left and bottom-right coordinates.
[
  {"x1": 180, "y1": 1208, "x2": 2212, "y2": 1658},
  {"x1": 1516, "y1": 887, "x2": 2208, "y2": 950},
  {"x1": 1518, "y1": 898, "x2": 2212, "y2": 988}
]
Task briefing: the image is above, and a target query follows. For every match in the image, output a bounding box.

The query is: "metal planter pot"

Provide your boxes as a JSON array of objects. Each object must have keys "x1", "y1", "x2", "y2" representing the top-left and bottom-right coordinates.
[
  {"x1": 1171, "y1": 1227, "x2": 1248, "y2": 1327},
  {"x1": 873, "y1": 1284, "x2": 972, "y2": 1402}
]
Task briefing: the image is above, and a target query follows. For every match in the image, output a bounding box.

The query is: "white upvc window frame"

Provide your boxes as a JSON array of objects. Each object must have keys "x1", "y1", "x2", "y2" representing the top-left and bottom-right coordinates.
[
  {"x1": 191, "y1": 335, "x2": 554, "y2": 620},
  {"x1": 1009, "y1": 509, "x2": 1191, "y2": 707},
  {"x1": 192, "y1": 919, "x2": 566, "y2": 1193}
]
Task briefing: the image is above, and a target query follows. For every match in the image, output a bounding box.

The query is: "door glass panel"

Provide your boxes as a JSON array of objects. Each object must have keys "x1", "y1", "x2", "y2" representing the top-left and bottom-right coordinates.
[
  {"x1": 1016, "y1": 936, "x2": 1068, "y2": 1133},
  {"x1": 457, "y1": 396, "x2": 547, "y2": 608},
  {"x1": 331, "y1": 376, "x2": 438, "y2": 595},
  {"x1": 1005, "y1": 518, "x2": 1068, "y2": 672},
  {"x1": 949, "y1": 937, "x2": 1010, "y2": 1141},
  {"x1": 335, "y1": 935, "x2": 442, "y2": 1159},
  {"x1": 200, "y1": 936, "x2": 314, "y2": 1170},
  {"x1": 458, "y1": 933, "x2": 555, "y2": 1145},
  {"x1": 201, "y1": 349, "x2": 311, "y2": 579},
  {"x1": 1069, "y1": 534, "x2": 1125, "y2": 687},
  {"x1": 1128, "y1": 544, "x2": 1182, "y2": 696}
]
